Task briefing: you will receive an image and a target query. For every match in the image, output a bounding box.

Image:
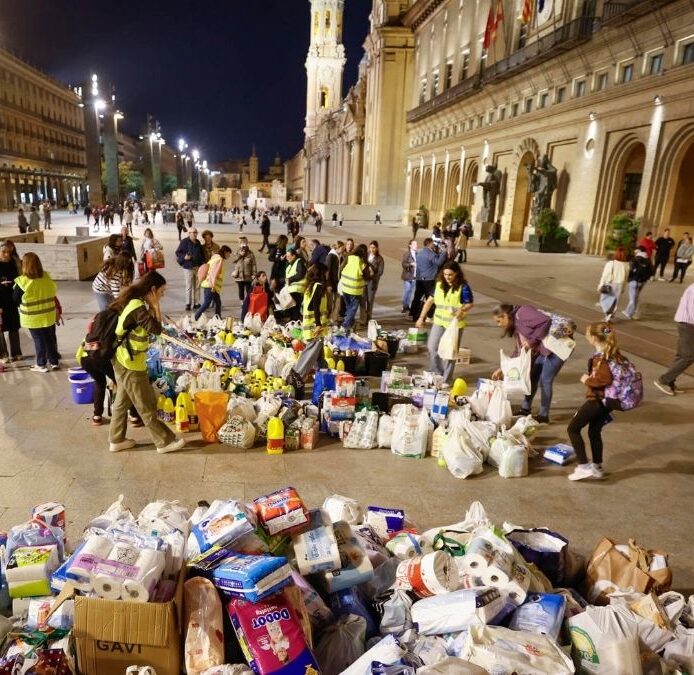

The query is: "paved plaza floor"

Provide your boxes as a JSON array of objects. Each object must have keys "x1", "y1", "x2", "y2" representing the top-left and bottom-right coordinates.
[{"x1": 1, "y1": 210, "x2": 692, "y2": 592}]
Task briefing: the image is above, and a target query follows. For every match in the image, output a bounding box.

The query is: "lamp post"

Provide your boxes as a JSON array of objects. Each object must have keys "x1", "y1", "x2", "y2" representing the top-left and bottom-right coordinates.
[
  {"x1": 191, "y1": 149, "x2": 200, "y2": 202},
  {"x1": 177, "y1": 138, "x2": 188, "y2": 189}
]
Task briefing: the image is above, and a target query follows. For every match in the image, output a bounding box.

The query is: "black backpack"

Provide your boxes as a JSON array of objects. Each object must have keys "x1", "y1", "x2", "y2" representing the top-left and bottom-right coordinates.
[
  {"x1": 83, "y1": 309, "x2": 132, "y2": 362},
  {"x1": 631, "y1": 258, "x2": 652, "y2": 283}
]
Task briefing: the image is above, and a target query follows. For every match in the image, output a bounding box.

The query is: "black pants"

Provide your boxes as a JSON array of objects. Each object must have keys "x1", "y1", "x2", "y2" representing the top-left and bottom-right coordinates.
[
  {"x1": 259, "y1": 234, "x2": 270, "y2": 251},
  {"x1": 654, "y1": 253, "x2": 668, "y2": 278},
  {"x1": 567, "y1": 399, "x2": 616, "y2": 465},
  {"x1": 671, "y1": 261, "x2": 691, "y2": 282},
  {"x1": 409, "y1": 279, "x2": 436, "y2": 321},
  {"x1": 80, "y1": 355, "x2": 138, "y2": 420},
  {"x1": 659, "y1": 322, "x2": 694, "y2": 387},
  {"x1": 236, "y1": 280, "x2": 252, "y2": 301}
]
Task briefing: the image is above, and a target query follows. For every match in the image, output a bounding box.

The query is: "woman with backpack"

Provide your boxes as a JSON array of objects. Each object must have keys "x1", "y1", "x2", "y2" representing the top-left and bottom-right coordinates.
[
  {"x1": 92, "y1": 253, "x2": 134, "y2": 311},
  {"x1": 108, "y1": 271, "x2": 187, "y2": 454},
  {"x1": 566, "y1": 322, "x2": 628, "y2": 481},
  {"x1": 194, "y1": 245, "x2": 232, "y2": 320},
  {"x1": 492, "y1": 303, "x2": 569, "y2": 424},
  {"x1": 622, "y1": 247, "x2": 653, "y2": 320}
]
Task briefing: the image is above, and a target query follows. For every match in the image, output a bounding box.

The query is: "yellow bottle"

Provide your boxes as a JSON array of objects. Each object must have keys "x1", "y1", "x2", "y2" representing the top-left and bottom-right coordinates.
[
  {"x1": 188, "y1": 398, "x2": 199, "y2": 432},
  {"x1": 266, "y1": 417, "x2": 285, "y2": 455},
  {"x1": 163, "y1": 397, "x2": 175, "y2": 424},
  {"x1": 336, "y1": 359, "x2": 345, "y2": 372},
  {"x1": 175, "y1": 403, "x2": 189, "y2": 432},
  {"x1": 225, "y1": 333, "x2": 235, "y2": 346},
  {"x1": 156, "y1": 394, "x2": 166, "y2": 421}
]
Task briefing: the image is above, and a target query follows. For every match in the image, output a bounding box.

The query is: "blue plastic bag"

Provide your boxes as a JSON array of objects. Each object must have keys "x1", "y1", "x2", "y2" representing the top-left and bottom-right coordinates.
[{"x1": 313, "y1": 369, "x2": 337, "y2": 405}]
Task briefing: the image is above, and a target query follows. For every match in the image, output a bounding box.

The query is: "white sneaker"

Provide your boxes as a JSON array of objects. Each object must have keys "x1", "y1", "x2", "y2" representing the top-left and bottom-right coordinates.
[
  {"x1": 592, "y1": 464, "x2": 605, "y2": 479},
  {"x1": 157, "y1": 437, "x2": 186, "y2": 454},
  {"x1": 621, "y1": 310, "x2": 632, "y2": 320},
  {"x1": 109, "y1": 438, "x2": 137, "y2": 453},
  {"x1": 29, "y1": 365, "x2": 49, "y2": 373},
  {"x1": 49, "y1": 364, "x2": 60, "y2": 371},
  {"x1": 568, "y1": 464, "x2": 598, "y2": 481}
]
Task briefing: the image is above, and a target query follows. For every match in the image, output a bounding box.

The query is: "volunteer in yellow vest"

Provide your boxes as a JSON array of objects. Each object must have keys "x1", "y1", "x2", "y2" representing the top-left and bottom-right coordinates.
[
  {"x1": 302, "y1": 263, "x2": 329, "y2": 340},
  {"x1": 283, "y1": 244, "x2": 307, "y2": 321},
  {"x1": 194, "y1": 245, "x2": 232, "y2": 320},
  {"x1": 339, "y1": 243, "x2": 370, "y2": 331},
  {"x1": 13, "y1": 252, "x2": 60, "y2": 373},
  {"x1": 108, "y1": 271, "x2": 187, "y2": 454},
  {"x1": 416, "y1": 261, "x2": 474, "y2": 382}
]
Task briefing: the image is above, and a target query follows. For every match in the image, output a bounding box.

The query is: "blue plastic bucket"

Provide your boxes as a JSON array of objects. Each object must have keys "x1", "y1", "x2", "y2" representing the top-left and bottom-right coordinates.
[{"x1": 69, "y1": 372, "x2": 95, "y2": 405}]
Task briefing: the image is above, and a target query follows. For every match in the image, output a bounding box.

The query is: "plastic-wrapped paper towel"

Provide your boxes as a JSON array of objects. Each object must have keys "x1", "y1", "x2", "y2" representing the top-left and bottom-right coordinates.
[
  {"x1": 416, "y1": 657, "x2": 488, "y2": 674},
  {"x1": 411, "y1": 588, "x2": 505, "y2": 635},
  {"x1": 322, "y1": 494, "x2": 364, "y2": 525},
  {"x1": 394, "y1": 551, "x2": 459, "y2": 598},
  {"x1": 65, "y1": 535, "x2": 112, "y2": 591}
]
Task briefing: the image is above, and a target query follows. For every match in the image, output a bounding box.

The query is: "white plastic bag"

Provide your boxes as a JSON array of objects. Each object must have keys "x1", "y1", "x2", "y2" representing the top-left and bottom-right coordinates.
[
  {"x1": 391, "y1": 407, "x2": 431, "y2": 459},
  {"x1": 498, "y1": 441, "x2": 528, "y2": 478},
  {"x1": 377, "y1": 414, "x2": 395, "y2": 448},
  {"x1": 367, "y1": 320, "x2": 381, "y2": 341},
  {"x1": 437, "y1": 321, "x2": 459, "y2": 361},
  {"x1": 343, "y1": 410, "x2": 380, "y2": 449},
  {"x1": 500, "y1": 348, "x2": 531, "y2": 396},
  {"x1": 441, "y1": 429, "x2": 484, "y2": 479},
  {"x1": 485, "y1": 384, "x2": 513, "y2": 428},
  {"x1": 277, "y1": 285, "x2": 296, "y2": 309}
]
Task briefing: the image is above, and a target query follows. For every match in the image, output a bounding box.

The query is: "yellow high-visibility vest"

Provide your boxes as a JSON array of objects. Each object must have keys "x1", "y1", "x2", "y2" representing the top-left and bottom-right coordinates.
[
  {"x1": 201, "y1": 254, "x2": 225, "y2": 293},
  {"x1": 339, "y1": 255, "x2": 365, "y2": 296},
  {"x1": 15, "y1": 274, "x2": 57, "y2": 329},
  {"x1": 115, "y1": 299, "x2": 149, "y2": 371},
  {"x1": 302, "y1": 282, "x2": 328, "y2": 339},
  {"x1": 433, "y1": 282, "x2": 466, "y2": 328},
  {"x1": 286, "y1": 259, "x2": 307, "y2": 294}
]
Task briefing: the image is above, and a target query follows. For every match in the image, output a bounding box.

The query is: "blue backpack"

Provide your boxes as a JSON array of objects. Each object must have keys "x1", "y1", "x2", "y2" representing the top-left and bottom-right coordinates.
[{"x1": 603, "y1": 357, "x2": 643, "y2": 410}]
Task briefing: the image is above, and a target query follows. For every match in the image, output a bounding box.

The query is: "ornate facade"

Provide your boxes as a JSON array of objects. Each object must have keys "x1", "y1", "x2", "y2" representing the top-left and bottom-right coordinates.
[
  {"x1": 403, "y1": 0, "x2": 694, "y2": 250},
  {"x1": 0, "y1": 48, "x2": 87, "y2": 210}
]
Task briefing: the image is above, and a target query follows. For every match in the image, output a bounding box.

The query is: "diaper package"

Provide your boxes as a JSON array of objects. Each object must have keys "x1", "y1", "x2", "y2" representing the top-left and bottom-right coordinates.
[
  {"x1": 188, "y1": 500, "x2": 256, "y2": 557},
  {"x1": 228, "y1": 592, "x2": 320, "y2": 674},
  {"x1": 365, "y1": 507, "x2": 405, "y2": 541},
  {"x1": 254, "y1": 488, "x2": 309, "y2": 536},
  {"x1": 212, "y1": 553, "x2": 292, "y2": 603}
]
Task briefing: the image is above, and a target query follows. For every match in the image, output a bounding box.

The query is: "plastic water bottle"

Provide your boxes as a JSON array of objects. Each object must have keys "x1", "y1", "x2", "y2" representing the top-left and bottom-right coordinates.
[{"x1": 266, "y1": 417, "x2": 285, "y2": 455}]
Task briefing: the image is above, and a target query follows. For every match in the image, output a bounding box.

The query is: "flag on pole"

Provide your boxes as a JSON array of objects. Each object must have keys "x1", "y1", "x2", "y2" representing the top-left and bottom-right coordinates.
[
  {"x1": 483, "y1": 0, "x2": 505, "y2": 50},
  {"x1": 520, "y1": 0, "x2": 534, "y2": 24}
]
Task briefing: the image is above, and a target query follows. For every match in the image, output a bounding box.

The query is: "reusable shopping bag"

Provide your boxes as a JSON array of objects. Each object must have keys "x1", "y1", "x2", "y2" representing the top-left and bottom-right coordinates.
[
  {"x1": 390, "y1": 407, "x2": 431, "y2": 458},
  {"x1": 485, "y1": 384, "x2": 512, "y2": 427},
  {"x1": 500, "y1": 348, "x2": 531, "y2": 396},
  {"x1": 195, "y1": 390, "x2": 230, "y2": 442},
  {"x1": 293, "y1": 338, "x2": 324, "y2": 378},
  {"x1": 441, "y1": 429, "x2": 484, "y2": 479},
  {"x1": 277, "y1": 285, "x2": 296, "y2": 309},
  {"x1": 436, "y1": 321, "x2": 459, "y2": 361},
  {"x1": 343, "y1": 410, "x2": 380, "y2": 449}
]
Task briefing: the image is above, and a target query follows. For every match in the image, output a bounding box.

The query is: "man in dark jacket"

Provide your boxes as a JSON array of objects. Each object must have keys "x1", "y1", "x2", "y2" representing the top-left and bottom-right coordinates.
[
  {"x1": 410, "y1": 238, "x2": 447, "y2": 320},
  {"x1": 175, "y1": 227, "x2": 205, "y2": 310},
  {"x1": 654, "y1": 228, "x2": 675, "y2": 280},
  {"x1": 308, "y1": 239, "x2": 330, "y2": 267},
  {"x1": 259, "y1": 214, "x2": 272, "y2": 252}
]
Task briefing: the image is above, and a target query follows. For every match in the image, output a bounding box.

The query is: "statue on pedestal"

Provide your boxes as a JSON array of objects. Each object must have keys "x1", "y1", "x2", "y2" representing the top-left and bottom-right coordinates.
[
  {"x1": 526, "y1": 155, "x2": 558, "y2": 228},
  {"x1": 476, "y1": 165, "x2": 502, "y2": 223}
]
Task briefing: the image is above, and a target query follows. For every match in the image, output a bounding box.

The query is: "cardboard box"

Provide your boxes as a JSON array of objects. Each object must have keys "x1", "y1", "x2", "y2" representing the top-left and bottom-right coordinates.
[{"x1": 53, "y1": 574, "x2": 183, "y2": 675}]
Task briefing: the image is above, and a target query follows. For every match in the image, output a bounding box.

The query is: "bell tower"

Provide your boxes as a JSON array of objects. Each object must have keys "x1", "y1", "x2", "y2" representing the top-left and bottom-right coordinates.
[{"x1": 305, "y1": 0, "x2": 346, "y2": 138}]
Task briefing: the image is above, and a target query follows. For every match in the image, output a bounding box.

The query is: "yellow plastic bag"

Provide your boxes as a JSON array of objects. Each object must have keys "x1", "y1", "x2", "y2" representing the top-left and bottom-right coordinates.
[{"x1": 194, "y1": 390, "x2": 230, "y2": 443}]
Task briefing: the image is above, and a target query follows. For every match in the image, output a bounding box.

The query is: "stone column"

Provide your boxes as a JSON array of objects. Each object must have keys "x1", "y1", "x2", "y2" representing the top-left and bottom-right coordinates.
[
  {"x1": 341, "y1": 141, "x2": 351, "y2": 204},
  {"x1": 320, "y1": 157, "x2": 329, "y2": 203},
  {"x1": 102, "y1": 110, "x2": 120, "y2": 203},
  {"x1": 83, "y1": 102, "x2": 104, "y2": 206},
  {"x1": 350, "y1": 139, "x2": 363, "y2": 205}
]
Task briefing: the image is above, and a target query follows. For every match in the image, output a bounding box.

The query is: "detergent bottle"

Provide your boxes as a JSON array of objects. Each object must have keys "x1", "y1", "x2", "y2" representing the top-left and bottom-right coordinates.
[
  {"x1": 175, "y1": 402, "x2": 189, "y2": 432},
  {"x1": 336, "y1": 359, "x2": 345, "y2": 372},
  {"x1": 188, "y1": 398, "x2": 200, "y2": 432},
  {"x1": 163, "y1": 396, "x2": 175, "y2": 424},
  {"x1": 156, "y1": 394, "x2": 167, "y2": 421},
  {"x1": 266, "y1": 417, "x2": 285, "y2": 455}
]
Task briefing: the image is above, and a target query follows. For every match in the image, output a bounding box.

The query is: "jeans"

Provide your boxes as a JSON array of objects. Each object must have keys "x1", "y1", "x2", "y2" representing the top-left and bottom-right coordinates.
[
  {"x1": 522, "y1": 352, "x2": 564, "y2": 417},
  {"x1": 567, "y1": 399, "x2": 613, "y2": 465},
  {"x1": 402, "y1": 280, "x2": 415, "y2": 309},
  {"x1": 428, "y1": 323, "x2": 464, "y2": 383},
  {"x1": 184, "y1": 268, "x2": 200, "y2": 307},
  {"x1": 366, "y1": 281, "x2": 378, "y2": 320},
  {"x1": 195, "y1": 287, "x2": 221, "y2": 320},
  {"x1": 624, "y1": 280, "x2": 643, "y2": 318},
  {"x1": 342, "y1": 293, "x2": 361, "y2": 330},
  {"x1": 29, "y1": 325, "x2": 59, "y2": 367},
  {"x1": 95, "y1": 292, "x2": 113, "y2": 312},
  {"x1": 659, "y1": 322, "x2": 694, "y2": 387}
]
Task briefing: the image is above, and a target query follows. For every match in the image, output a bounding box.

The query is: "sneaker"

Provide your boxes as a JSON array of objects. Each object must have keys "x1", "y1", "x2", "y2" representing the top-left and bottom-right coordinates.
[
  {"x1": 193, "y1": 304, "x2": 201, "y2": 309},
  {"x1": 185, "y1": 304, "x2": 191, "y2": 311},
  {"x1": 109, "y1": 438, "x2": 137, "y2": 453},
  {"x1": 653, "y1": 380, "x2": 675, "y2": 396},
  {"x1": 29, "y1": 365, "x2": 49, "y2": 373},
  {"x1": 157, "y1": 437, "x2": 187, "y2": 454},
  {"x1": 658, "y1": 277, "x2": 666, "y2": 281},
  {"x1": 673, "y1": 386, "x2": 685, "y2": 394},
  {"x1": 568, "y1": 464, "x2": 597, "y2": 481},
  {"x1": 591, "y1": 464, "x2": 605, "y2": 479},
  {"x1": 49, "y1": 364, "x2": 60, "y2": 371},
  {"x1": 621, "y1": 310, "x2": 632, "y2": 320},
  {"x1": 128, "y1": 416, "x2": 145, "y2": 428},
  {"x1": 536, "y1": 415, "x2": 550, "y2": 424},
  {"x1": 518, "y1": 407, "x2": 531, "y2": 417}
]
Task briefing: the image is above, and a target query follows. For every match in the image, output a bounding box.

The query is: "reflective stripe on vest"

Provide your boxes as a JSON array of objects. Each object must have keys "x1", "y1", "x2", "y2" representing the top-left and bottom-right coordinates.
[
  {"x1": 115, "y1": 298, "x2": 149, "y2": 371},
  {"x1": 302, "y1": 283, "x2": 328, "y2": 339},
  {"x1": 433, "y1": 282, "x2": 466, "y2": 328},
  {"x1": 286, "y1": 259, "x2": 307, "y2": 294},
  {"x1": 340, "y1": 255, "x2": 365, "y2": 295},
  {"x1": 16, "y1": 274, "x2": 57, "y2": 329}
]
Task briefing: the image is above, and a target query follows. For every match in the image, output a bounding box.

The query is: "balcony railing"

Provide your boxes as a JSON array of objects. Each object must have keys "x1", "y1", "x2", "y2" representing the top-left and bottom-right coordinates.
[
  {"x1": 602, "y1": 0, "x2": 677, "y2": 24},
  {"x1": 407, "y1": 16, "x2": 597, "y2": 123}
]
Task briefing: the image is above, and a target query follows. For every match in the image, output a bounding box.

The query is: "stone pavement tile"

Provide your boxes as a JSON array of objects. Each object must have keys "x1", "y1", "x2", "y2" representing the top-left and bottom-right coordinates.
[
  {"x1": 60, "y1": 478, "x2": 158, "y2": 516},
  {"x1": 0, "y1": 508, "x2": 32, "y2": 531},
  {"x1": 0, "y1": 470, "x2": 74, "y2": 509},
  {"x1": 0, "y1": 447, "x2": 44, "y2": 477},
  {"x1": 155, "y1": 480, "x2": 245, "y2": 506},
  {"x1": 204, "y1": 451, "x2": 287, "y2": 484},
  {"x1": 120, "y1": 451, "x2": 207, "y2": 483}
]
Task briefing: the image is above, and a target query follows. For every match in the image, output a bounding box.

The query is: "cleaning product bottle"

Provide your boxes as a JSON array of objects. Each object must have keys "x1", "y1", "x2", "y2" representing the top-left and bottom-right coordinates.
[
  {"x1": 188, "y1": 397, "x2": 200, "y2": 432},
  {"x1": 266, "y1": 417, "x2": 285, "y2": 455},
  {"x1": 163, "y1": 396, "x2": 175, "y2": 424},
  {"x1": 175, "y1": 402, "x2": 189, "y2": 432},
  {"x1": 156, "y1": 394, "x2": 166, "y2": 421},
  {"x1": 336, "y1": 359, "x2": 345, "y2": 372}
]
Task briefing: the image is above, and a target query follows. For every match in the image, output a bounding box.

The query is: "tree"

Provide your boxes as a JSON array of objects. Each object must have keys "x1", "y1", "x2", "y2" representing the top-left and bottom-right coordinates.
[
  {"x1": 162, "y1": 173, "x2": 177, "y2": 196},
  {"x1": 443, "y1": 205, "x2": 470, "y2": 227},
  {"x1": 119, "y1": 161, "x2": 144, "y2": 197},
  {"x1": 605, "y1": 213, "x2": 639, "y2": 254}
]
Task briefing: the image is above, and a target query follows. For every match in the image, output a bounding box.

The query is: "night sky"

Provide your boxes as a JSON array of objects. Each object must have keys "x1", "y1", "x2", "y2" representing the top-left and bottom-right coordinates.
[{"x1": 0, "y1": 0, "x2": 372, "y2": 168}]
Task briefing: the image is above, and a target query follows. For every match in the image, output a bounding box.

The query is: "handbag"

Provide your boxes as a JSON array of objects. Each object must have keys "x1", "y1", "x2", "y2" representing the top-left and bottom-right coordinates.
[
  {"x1": 146, "y1": 250, "x2": 165, "y2": 270},
  {"x1": 599, "y1": 283, "x2": 613, "y2": 295},
  {"x1": 436, "y1": 321, "x2": 459, "y2": 361}
]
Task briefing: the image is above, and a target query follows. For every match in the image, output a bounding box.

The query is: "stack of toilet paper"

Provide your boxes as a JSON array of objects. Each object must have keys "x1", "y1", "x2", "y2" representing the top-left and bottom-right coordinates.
[{"x1": 460, "y1": 534, "x2": 531, "y2": 605}]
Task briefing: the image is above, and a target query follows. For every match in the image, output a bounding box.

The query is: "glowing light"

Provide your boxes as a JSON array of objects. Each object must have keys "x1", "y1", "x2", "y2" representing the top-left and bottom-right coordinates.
[
  {"x1": 654, "y1": 95, "x2": 663, "y2": 105},
  {"x1": 589, "y1": 111, "x2": 596, "y2": 121},
  {"x1": 94, "y1": 99, "x2": 106, "y2": 111}
]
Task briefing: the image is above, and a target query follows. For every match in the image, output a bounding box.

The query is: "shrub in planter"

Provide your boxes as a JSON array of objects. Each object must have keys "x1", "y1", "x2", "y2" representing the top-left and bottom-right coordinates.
[{"x1": 605, "y1": 213, "x2": 639, "y2": 255}]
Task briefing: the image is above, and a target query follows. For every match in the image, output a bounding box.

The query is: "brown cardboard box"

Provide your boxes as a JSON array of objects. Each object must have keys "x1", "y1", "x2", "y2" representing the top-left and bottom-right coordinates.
[{"x1": 53, "y1": 574, "x2": 183, "y2": 675}]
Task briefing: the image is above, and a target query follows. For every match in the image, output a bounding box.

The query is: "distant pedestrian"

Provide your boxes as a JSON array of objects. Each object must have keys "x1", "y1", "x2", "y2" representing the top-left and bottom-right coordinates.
[
  {"x1": 638, "y1": 231, "x2": 657, "y2": 261},
  {"x1": 597, "y1": 247, "x2": 629, "y2": 322},
  {"x1": 410, "y1": 238, "x2": 447, "y2": 321},
  {"x1": 28, "y1": 207, "x2": 40, "y2": 233},
  {"x1": 259, "y1": 214, "x2": 271, "y2": 252},
  {"x1": 411, "y1": 217, "x2": 419, "y2": 240},
  {"x1": 43, "y1": 203, "x2": 52, "y2": 230},
  {"x1": 670, "y1": 235, "x2": 693, "y2": 284},
  {"x1": 374, "y1": 210, "x2": 382, "y2": 225},
  {"x1": 125, "y1": 206, "x2": 134, "y2": 236},
  {"x1": 366, "y1": 240, "x2": 384, "y2": 321},
  {"x1": 175, "y1": 227, "x2": 205, "y2": 310},
  {"x1": 332, "y1": 212, "x2": 338, "y2": 226},
  {"x1": 401, "y1": 239, "x2": 417, "y2": 314},
  {"x1": 654, "y1": 282, "x2": 694, "y2": 397},
  {"x1": 17, "y1": 208, "x2": 28, "y2": 234},
  {"x1": 84, "y1": 204, "x2": 92, "y2": 225},
  {"x1": 654, "y1": 228, "x2": 675, "y2": 280},
  {"x1": 338, "y1": 212, "x2": 344, "y2": 227},
  {"x1": 201, "y1": 230, "x2": 220, "y2": 263},
  {"x1": 487, "y1": 220, "x2": 501, "y2": 247},
  {"x1": 622, "y1": 247, "x2": 652, "y2": 320},
  {"x1": 232, "y1": 243, "x2": 257, "y2": 302},
  {"x1": 456, "y1": 221, "x2": 473, "y2": 263}
]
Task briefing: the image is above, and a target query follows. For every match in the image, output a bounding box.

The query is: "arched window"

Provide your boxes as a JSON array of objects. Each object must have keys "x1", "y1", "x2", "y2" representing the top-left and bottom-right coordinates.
[
  {"x1": 319, "y1": 88, "x2": 330, "y2": 109},
  {"x1": 325, "y1": 10, "x2": 331, "y2": 30}
]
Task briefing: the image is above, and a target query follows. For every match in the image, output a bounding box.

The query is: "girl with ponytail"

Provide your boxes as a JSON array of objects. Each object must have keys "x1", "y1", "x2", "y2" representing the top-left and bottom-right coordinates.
[{"x1": 566, "y1": 322, "x2": 624, "y2": 481}]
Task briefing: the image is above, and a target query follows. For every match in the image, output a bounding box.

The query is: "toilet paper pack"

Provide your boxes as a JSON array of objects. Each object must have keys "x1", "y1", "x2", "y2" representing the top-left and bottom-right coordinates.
[
  {"x1": 5, "y1": 545, "x2": 60, "y2": 599},
  {"x1": 291, "y1": 510, "x2": 341, "y2": 575},
  {"x1": 365, "y1": 506, "x2": 405, "y2": 541},
  {"x1": 322, "y1": 521, "x2": 374, "y2": 593}
]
